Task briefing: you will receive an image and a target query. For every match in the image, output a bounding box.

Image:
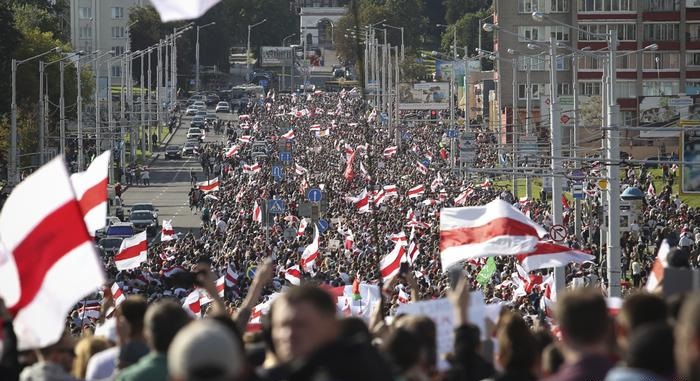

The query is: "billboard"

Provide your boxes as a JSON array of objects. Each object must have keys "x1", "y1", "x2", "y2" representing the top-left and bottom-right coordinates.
[
  {"x1": 260, "y1": 47, "x2": 293, "y2": 67},
  {"x1": 638, "y1": 95, "x2": 700, "y2": 138},
  {"x1": 681, "y1": 120, "x2": 700, "y2": 193},
  {"x1": 399, "y1": 82, "x2": 450, "y2": 110}
]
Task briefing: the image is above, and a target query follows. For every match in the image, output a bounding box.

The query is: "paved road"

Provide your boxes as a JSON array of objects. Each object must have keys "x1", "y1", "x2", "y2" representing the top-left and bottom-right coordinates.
[{"x1": 120, "y1": 109, "x2": 236, "y2": 236}]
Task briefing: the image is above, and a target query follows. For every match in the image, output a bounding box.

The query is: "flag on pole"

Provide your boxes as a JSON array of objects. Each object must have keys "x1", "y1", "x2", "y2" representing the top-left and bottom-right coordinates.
[
  {"x1": 150, "y1": 0, "x2": 221, "y2": 22},
  {"x1": 111, "y1": 283, "x2": 126, "y2": 307},
  {"x1": 384, "y1": 185, "x2": 399, "y2": 198},
  {"x1": 296, "y1": 218, "x2": 308, "y2": 238},
  {"x1": 252, "y1": 201, "x2": 262, "y2": 223},
  {"x1": 161, "y1": 219, "x2": 176, "y2": 241},
  {"x1": 70, "y1": 150, "x2": 111, "y2": 236},
  {"x1": 407, "y1": 184, "x2": 425, "y2": 199},
  {"x1": 351, "y1": 188, "x2": 370, "y2": 213},
  {"x1": 115, "y1": 231, "x2": 148, "y2": 271},
  {"x1": 439, "y1": 199, "x2": 547, "y2": 271},
  {"x1": 196, "y1": 178, "x2": 220, "y2": 193},
  {"x1": 516, "y1": 242, "x2": 595, "y2": 272},
  {"x1": 646, "y1": 239, "x2": 670, "y2": 292},
  {"x1": 295, "y1": 163, "x2": 308, "y2": 175},
  {"x1": 225, "y1": 145, "x2": 239, "y2": 158},
  {"x1": 284, "y1": 265, "x2": 302, "y2": 285},
  {"x1": 243, "y1": 163, "x2": 261, "y2": 174},
  {"x1": 647, "y1": 182, "x2": 656, "y2": 197},
  {"x1": 300, "y1": 225, "x2": 320, "y2": 272},
  {"x1": 183, "y1": 290, "x2": 202, "y2": 317},
  {"x1": 416, "y1": 161, "x2": 428, "y2": 175},
  {"x1": 225, "y1": 265, "x2": 239, "y2": 287},
  {"x1": 0, "y1": 157, "x2": 105, "y2": 350},
  {"x1": 380, "y1": 242, "x2": 406, "y2": 282},
  {"x1": 383, "y1": 146, "x2": 397, "y2": 157},
  {"x1": 238, "y1": 135, "x2": 252, "y2": 143},
  {"x1": 281, "y1": 129, "x2": 295, "y2": 140}
]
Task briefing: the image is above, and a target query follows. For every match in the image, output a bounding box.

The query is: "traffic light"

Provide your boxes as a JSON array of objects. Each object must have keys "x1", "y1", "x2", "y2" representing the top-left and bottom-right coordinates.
[{"x1": 430, "y1": 110, "x2": 437, "y2": 119}]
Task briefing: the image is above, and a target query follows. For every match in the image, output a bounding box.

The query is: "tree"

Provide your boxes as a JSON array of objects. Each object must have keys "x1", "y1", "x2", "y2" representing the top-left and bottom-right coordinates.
[
  {"x1": 443, "y1": 0, "x2": 491, "y2": 24},
  {"x1": 0, "y1": 2, "x2": 21, "y2": 117},
  {"x1": 440, "y1": 8, "x2": 493, "y2": 58}
]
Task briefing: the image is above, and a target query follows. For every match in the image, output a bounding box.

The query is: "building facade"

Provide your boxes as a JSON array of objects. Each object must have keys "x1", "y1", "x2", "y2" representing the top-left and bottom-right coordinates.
[
  {"x1": 296, "y1": 0, "x2": 349, "y2": 49},
  {"x1": 493, "y1": 0, "x2": 700, "y2": 156}
]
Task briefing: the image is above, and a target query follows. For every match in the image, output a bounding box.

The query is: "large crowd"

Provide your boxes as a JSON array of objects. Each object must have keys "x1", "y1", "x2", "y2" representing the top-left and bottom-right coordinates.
[{"x1": 2, "y1": 89, "x2": 700, "y2": 381}]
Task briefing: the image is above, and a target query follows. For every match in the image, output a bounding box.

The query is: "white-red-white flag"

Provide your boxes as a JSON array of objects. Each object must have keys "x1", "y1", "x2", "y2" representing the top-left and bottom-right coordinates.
[
  {"x1": 388, "y1": 231, "x2": 408, "y2": 246},
  {"x1": 430, "y1": 172, "x2": 443, "y2": 192},
  {"x1": 383, "y1": 185, "x2": 399, "y2": 198},
  {"x1": 646, "y1": 239, "x2": 670, "y2": 292},
  {"x1": 383, "y1": 146, "x2": 397, "y2": 157},
  {"x1": 161, "y1": 219, "x2": 176, "y2": 241},
  {"x1": 196, "y1": 178, "x2": 220, "y2": 193},
  {"x1": 238, "y1": 135, "x2": 252, "y2": 143},
  {"x1": 407, "y1": 240, "x2": 420, "y2": 264},
  {"x1": 111, "y1": 283, "x2": 126, "y2": 307},
  {"x1": 183, "y1": 290, "x2": 202, "y2": 317},
  {"x1": 454, "y1": 187, "x2": 474, "y2": 205},
  {"x1": 300, "y1": 225, "x2": 320, "y2": 272},
  {"x1": 225, "y1": 265, "x2": 239, "y2": 287},
  {"x1": 115, "y1": 231, "x2": 148, "y2": 271},
  {"x1": 252, "y1": 200, "x2": 262, "y2": 223},
  {"x1": 281, "y1": 129, "x2": 295, "y2": 140},
  {"x1": 199, "y1": 276, "x2": 225, "y2": 305},
  {"x1": 416, "y1": 161, "x2": 428, "y2": 175},
  {"x1": 295, "y1": 163, "x2": 308, "y2": 175},
  {"x1": 296, "y1": 218, "x2": 308, "y2": 238},
  {"x1": 70, "y1": 150, "x2": 111, "y2": 236},
  {"x1": 309, "y1": 124, "x2": 321, "y2": 132},
  {"x1": 225, "y1": 145, "x2": 239, "y2": 158},
  {"x1": 0, "y1": 157, "x2": 105, "y2": 350},
  {"x1": 478, "y1": 178, "x2": 492, "y2": 189},
  {"x1": 150, "y1": 0, "x2": 220, "y2": 22},
  {"x1": 380, "y1": 242, "x2": 406, "y2": 282},
  {"x1": 398, "y1": 288, "x2": 410, "y2": 304},
  {"x1": 407, "y1": 184, "x2": 425, "y2": 199},
  {"x1": 353, "y1": 188, "x2": 370, "y2": 213},
  {"x1": 344, "y1": 228, "x2": 354, "y2": 250},
  {"x1": 440, "y1": 199, "x2": 547, "y2": 271},
  {"x1": 243, "y1": 163, "x2": 261, "y2": 174},
  {"x1": 647, "y1": 182, "x2": 656, "y2": 197},
  {"x1": 163, "y1": 265, "x2": 186, "y2": 278},
  {"x1": 373, "y1": 189, "x2": 386, "y2": 206},
  {"x1": 516, "y1": 242, "x2": 595, "y2": 272},
  {"x1": 285, "y1": 265, "x2": 302, "y2": 285}
]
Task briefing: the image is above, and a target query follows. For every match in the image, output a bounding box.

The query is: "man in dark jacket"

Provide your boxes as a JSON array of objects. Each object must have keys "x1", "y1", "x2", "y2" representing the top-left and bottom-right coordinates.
[{"x1": 0, "y1": 298, "x2": 19, "y2": 381}]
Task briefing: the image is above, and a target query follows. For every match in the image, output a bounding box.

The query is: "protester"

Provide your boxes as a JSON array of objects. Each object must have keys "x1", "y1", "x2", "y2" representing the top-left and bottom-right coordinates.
[{"x1": 19, "y1": 332, "x2": 78, "y2": 381}]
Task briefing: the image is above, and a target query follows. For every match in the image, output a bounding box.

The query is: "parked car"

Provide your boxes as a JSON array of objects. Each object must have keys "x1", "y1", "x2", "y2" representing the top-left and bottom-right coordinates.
[
  {"x1": 105, "y1": 222, "x2": 135, "y2": 238},
  {"x1": 97, "y1": 236, "x2": 124, "y2": 256},
  {"x1": 129, "y1": 210, "x2": 158, "y2": 236},
  {"x1": 165, "y1": 145, "x2": 181, "y2": 159},
  {"x1": 215, "y1": 101, "x2": 230, "y2": 113}
]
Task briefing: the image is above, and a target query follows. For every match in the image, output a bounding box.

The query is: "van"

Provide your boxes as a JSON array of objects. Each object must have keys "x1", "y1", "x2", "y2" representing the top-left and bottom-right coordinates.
[{"x1": 106, "y1": 222, "x2": 135, "y2": 238}]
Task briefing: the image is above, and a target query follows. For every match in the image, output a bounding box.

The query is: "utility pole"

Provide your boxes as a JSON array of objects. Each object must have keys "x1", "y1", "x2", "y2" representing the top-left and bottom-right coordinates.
[
  {"x1": 95, "y1": 56, "x2": 101, "y2": 155},
  {"x1": 59, "y1": 60, "x2": 66, "y2": 156},
  {"x1": 147, "y1": 48, "x2": 152, "y2": 152},
  {"x1": 107, "y1": 55, "x2": 113, "y2": 182},
  {"x1": 525, "y1": 59, "x2": 532, "y2": 199},
  {"x1": 39, "y1": 60, "x2": 46, "y2": 164},
  {"x1": 548, "y1": 37, "x2": 565, "y2": 293},
  {"x1": 606, "y1": 33, "x2": 622, "y2": 297},
  {"x1": 511, "y1": 56, "x2": 518, "y2": 198},
  {"x1": 77, "y1": 55, "x2": 84, "y2": 171},
  {"x1": 140, "y1": 51, "x2": 146, "y2": 162},
  {"x1": 573, "y1": 52, "x2": 582, "y2": 240}
]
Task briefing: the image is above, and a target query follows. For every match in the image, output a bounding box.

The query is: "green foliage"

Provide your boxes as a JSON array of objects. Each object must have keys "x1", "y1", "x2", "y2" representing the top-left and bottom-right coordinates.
[
  {"x1": 439, "y1": 8, "x2": 493, "y2": 58},
  {"x1": 400, "y1": 55, "x2": 430, "y2": 81},
  {"x1": 443, "y1": 0, "x2": 491, "y2": 24}
]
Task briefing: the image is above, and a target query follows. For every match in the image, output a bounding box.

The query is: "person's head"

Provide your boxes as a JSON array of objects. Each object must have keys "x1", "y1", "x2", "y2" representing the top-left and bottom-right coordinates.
[
  {"x1": 616, "y1": 292, "x2": 668, "y2": 351},
  {"x1": 495, "y1": 311, "x2": 537, "y2": 374},
  {"x1": 381, "y1": 327, "x2": 424, "y2": 375},
  {"x1": 36, "y1": 332, "x2": 75, "y2": 372},
  {"x1": 394, "y1": 315, "x2": 437, "y2": 373},
  {"x1": 540, "y1": 344, "x2": 564, "y2": 377},
  {"x1": 116, "y1": 295, "x2": 148, "y2": 343},
  {"x1": 168, "y1": 320, "x2": 244, "y2": 381},
  {"x1": 270, "y1": 285, "x2": 339, "y2": 363},
  {"x1": 626, "y1": 322, "x2": 675, "y2": 378},
  {"x1": 675, "y1": 293, "x2": 700, "y2": 380},
  {"x1": 144, "y1": 299, "x2": 191, "y2": 353},
  {"x1": 556, "y1": 288, "x2": 610, "y2": 355},
  {"x1": 72, "y1": 335, "x2": 110, "y2": 379}
]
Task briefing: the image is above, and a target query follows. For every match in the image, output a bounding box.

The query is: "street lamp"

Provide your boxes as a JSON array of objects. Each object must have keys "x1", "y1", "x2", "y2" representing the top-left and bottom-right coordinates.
[
  {"x1": 45, "y1": 51, "x2": 84, "y2": 158},
  {"x1": 247, "y1": 19, "x2": 267, "y2": 82},
  {"x1": 382, "y1": 23, "x2": 404, "y2": 61},
  {"x1": 282, "y1": 33, "x2": 296, "y2": 47},
  {"x1": 10, "y1": 46, "x2": 60, "y2": 185},
  {"x1": 196, "y1": 21, "x2": 216, "y2": 94}
]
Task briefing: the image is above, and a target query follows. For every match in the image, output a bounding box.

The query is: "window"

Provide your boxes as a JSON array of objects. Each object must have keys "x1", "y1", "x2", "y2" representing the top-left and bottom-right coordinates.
[
  {"x1": 617, "y1": 54, "x2": 637, "y2": 70},
  {"x1": 518, "y1": 0, "x2": 569, "y2": 12},
  {"x1": 687, "y1": 81, "x2": 700, "y2": 95},
  {"x1": 578, "y1": 0, "x2": 636, "y2": 11},
  {"x1": 643, "y1": 52, "x2": 680, "y2": 69},
  {"x1": 518, "y1": 83, "x2": 542, "y2": 100},
  {"x1": 579, "y1": 55, "x2": 603, "y2": 70},
  {"x1": 519, "y1": 0, "x2": 541, "y2": 12},
  {"x1": 550, "y1": 0, "x2": 570, "y2": 12},
  {"x1": 615, "y1": 81, "x2": 637, "y2": 98},
  {"x1": 111, "y1": 26, "x2": 125, "y2": 39},
  {"x1": 642, "y1": 80, "x2": 680, "y2": 95},
  {"x1": 111, "y1": 65, "x2": 122, "y2": 77},
  {"x1": 554, "y1": 55, "x2": 571, "y2": 70},
  {"x1": 548, "y1": 26, "x2": 570, "y2": 41},
  {"x1": 579, "y1": 81, "x2": 602, "y2": 96},
  {"x1": 578, "y1": 24, "x2": 636, "y2": 41},
  {"x1": 642, "y1": 0, "x2": 681, "y2": 11},
  {"x1": 643, "y1": 23, "x2": 680, "y2": 41},
  {"x1": 519, "y1": 26, "x2": 543, "y2": 42},
  {"x1": 557, "y1": 82, "x2": 571, "y2": 95},
  {"x1": 687, "y1": 52, "x2": 700, "y2": 67},
  {"x1": 113, "y1": 46, "x2": 125, "y2": 56},
  {"x1": 79, "y1": 25, "x2": 92, "y2": 39},
  {"x1": 79, "y1": 7, "x2": 91, "y2": 19},
  {"x1": 111, "y1": 7, "x2": 124, "y2": 19},
  {"x1": 518, "y1": 55, "x2": 546, "y2": 71},
  {"x1": 688, "y1": 23, "x2": 700, "y2": 42}
]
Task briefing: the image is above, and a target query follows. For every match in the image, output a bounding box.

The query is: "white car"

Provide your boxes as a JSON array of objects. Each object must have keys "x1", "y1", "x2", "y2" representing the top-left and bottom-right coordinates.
[
  {"x1": 192, "y1": 101, "x2": 206, "y2": 109},
  {"x1": 186, "y1": 128, "x2": 204, "y2": 140},
  {"x1": 215, "y1": 101, "x2": 231, "y2": 113},
  {"x1": 185, "y1": 105, "x2": 199, "y2": 116}
]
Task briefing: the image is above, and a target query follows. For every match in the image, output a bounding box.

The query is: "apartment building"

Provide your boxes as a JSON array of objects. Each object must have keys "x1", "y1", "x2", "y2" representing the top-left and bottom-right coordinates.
[{"x1": 493, "y1": 0, "x2": 700, "y2": 156}]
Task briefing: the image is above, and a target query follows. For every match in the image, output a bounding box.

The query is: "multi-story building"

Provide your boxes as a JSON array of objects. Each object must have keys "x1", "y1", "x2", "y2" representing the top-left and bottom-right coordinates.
[
  {"x1": 492, "y1": 0, "x2": 700, "y2": 157},
  {"x1": 68, "y1": 0, "x2": 149, "y2": 82},
  {"x1": 295, "y1": 0, "x2": 349, "y2": 49}
]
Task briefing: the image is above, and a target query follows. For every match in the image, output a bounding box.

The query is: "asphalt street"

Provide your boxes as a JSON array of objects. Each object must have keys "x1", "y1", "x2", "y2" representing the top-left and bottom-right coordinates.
[{"x1": 120, "y1": 109, "x2": 236, "y2": 238}]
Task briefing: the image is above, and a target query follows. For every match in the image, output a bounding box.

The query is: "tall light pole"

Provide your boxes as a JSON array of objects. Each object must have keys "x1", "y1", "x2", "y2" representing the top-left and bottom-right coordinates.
[
  {"x1": 196, "y1": 21, "x2": 216, "y2": 94},
  {"x1": 281, "y1": 33, "x2": 296, "y2": 91},
  {"x1": 247, "y1": 19, "x2": 267, "y2": 82},
  {"x1": 382, "y1": 24, "x2": 404, "y2": 61},
  {"x1": 10, "y1": 47, "x2": 59, "y2": 184}
]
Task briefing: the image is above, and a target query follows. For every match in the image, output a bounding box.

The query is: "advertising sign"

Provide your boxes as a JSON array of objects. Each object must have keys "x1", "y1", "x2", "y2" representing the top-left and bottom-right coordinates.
[
  {"x1": 638, "y1": 95, "x2": 700, "y2": 138},
  {"x1": 399, "y1": 82, "x2": 450, "y2": 110},
  {"x1": 260, "y1": 47, "x2": 293, "y2": 67},
  {"x1": 681, "y1": 120, "x2": 700, "y2": 193}
]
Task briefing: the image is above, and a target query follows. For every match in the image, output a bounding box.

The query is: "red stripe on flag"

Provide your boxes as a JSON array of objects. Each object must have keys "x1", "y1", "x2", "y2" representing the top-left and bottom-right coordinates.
[
  {"x1": 78, "y1": 177, "x2": 108, "y2": 213},
  {"x1": 10, "y1": 200, "x2": 91, "y2": 315},
  {"x1": 439, "y1": 217, "x2": 541, "y2": 251},
  {"x1": 381, "y1": 247, "x2": 405, "y2": 279},
  {"x1": 116, "y1": 239, "x2": 147, "y2": 261}
]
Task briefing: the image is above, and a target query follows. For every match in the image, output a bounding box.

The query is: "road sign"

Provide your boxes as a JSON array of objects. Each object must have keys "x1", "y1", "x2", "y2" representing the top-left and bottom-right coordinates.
[
  {"x1": 402, "y1": 132, "x2": 411, "y2": 140},
  {"x1": 549, "y1": 224, "x2": 567, "y2": 242},
  {"x1": 572, "y1": 182, "x2": 584, "y2": 200},
  {"x1": 272, "y1": 165, "x2": 284, "y2": 182},
  {"x1": 421, "y1": 158, "x2": 430, "y2": 167},
  {"x1": 569, "y1": 169, "x2": 585, "y2": 181},
  {"x1": 307, "y1": 188, "x2": 323, "y2": 203},
  {"x1": 279, "y1": 152, "x2": 292, "y2": 163},
  {"x1": 317, "y1": 219, "x2": 329, "y2": 234},
  {"x1": 597, "y1": 179, "x2": 608, "y2": 190},
  {"x1": 560, "y1": 114, "x2": 570, "y2": 124},
  {"x1": 267, "y1": 199, "x2": 286, "y2": 214},
  {"x1": 447, "y1": 129, "x2": 457, "y2": 138}
]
